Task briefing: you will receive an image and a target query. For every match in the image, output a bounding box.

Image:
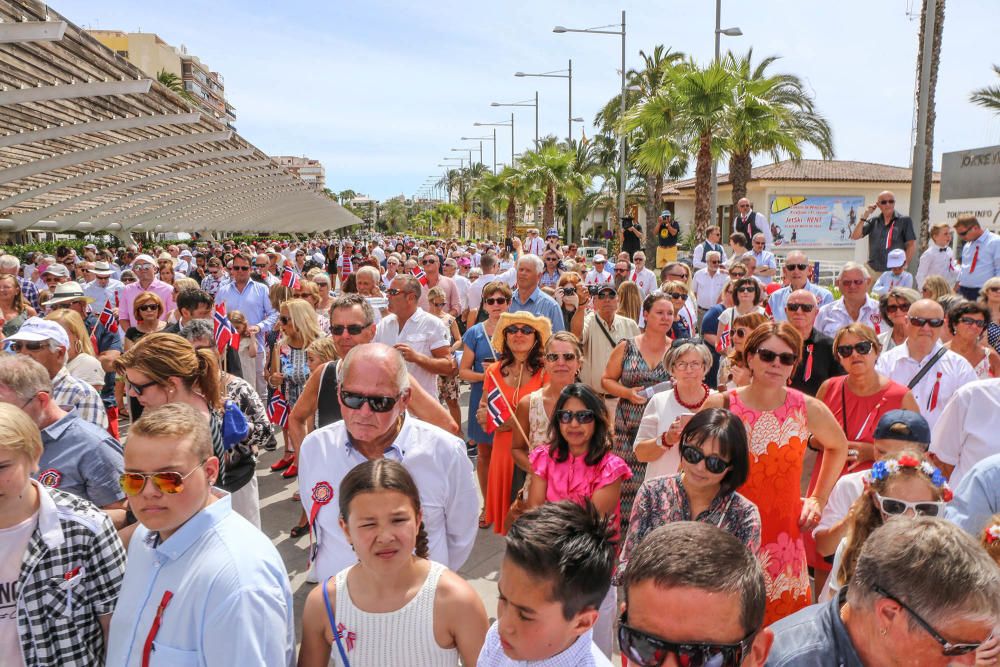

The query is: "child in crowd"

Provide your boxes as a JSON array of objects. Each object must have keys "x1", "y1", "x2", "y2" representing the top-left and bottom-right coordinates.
[
  {"x1": 872, "y1": 248, "x2": 915, "y2": 296},
  {"x1": 478, "y1": 501, "x2": 616, "y2": 667},
  {"x1": 915, "y1": 221, "x2": 960, "y2": 289},
  {"x1": 227, "y1": 310, "x2": 256, "y2": 384}
]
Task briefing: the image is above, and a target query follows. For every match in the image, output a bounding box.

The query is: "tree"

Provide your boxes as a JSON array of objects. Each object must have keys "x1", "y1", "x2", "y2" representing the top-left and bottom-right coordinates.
[
  {"x1": 157, "y1": 69, "x2": 195, "y2": 103},
  {"x1": 476, "y1": 166, "x2": 538, "y2": 240},
  {"x1": 722, "y1": 49, "x2": 834, "y2": 207},
  {"x1": 336, "y1": 189, "x2": 358, "y2": 206},
  {"x1": 379, "y1": 198, "x2": 407, "y2": 233},
  {"x1": 433, "y1": 203, "x2": 462, "y2": 237},
  {"x1": 519, "y1": 141, "x2": 580, "y2": 230},
  {"x1": 912, "y1": 0, "x2": 946, "y2": 252},
  {"x1": 970, "y1": 65, "x2": 1000, "y2": 115}
]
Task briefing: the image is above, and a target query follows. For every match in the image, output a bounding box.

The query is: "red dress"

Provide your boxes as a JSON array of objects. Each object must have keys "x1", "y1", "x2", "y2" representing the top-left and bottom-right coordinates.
[{"x1": 483, "y1": 362, "x2": 546, "y2": 535}]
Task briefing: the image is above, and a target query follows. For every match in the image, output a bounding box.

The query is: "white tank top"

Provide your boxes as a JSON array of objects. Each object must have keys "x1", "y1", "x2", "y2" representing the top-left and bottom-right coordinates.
[
  {"x1": 527, "y1": 389, "x2": 551, "y2": 450},
  {"x1": 329, "y1": 561, "x2": 458, "y2": 666}
]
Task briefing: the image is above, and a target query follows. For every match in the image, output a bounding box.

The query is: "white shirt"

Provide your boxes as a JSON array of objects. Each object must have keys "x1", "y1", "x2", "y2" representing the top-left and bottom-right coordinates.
[
  {"x1": 478, "y1": 622, "x2": 612, "y2": 667},
  {"x1": 452, "y1": 274, "x2": 472, "y2": 312},
  {"x1": 298, "y1": 417, "x2": 478, "y2": 582},
  {"x1": 769, "y1": 283, "x2": 834, "y2": 322},
  {"x1": 584, "y1": 268, "x2": 613, "y2": 286},
  {"x1": 915, "y1": 243, "x2": 960, "y2": 288},
  {"x1": 751, "y1": 250, "x2": 777, "y2": 284},
  {"x1": 375, "y1": 309, "x2": 450, "y2": 399},
  {"x1": 929, "y1": 378, "x2": 1000, "y2": 487},
  {"x1": 815, "y1": 296, "x2": 883, "y2": 338},
  {"x1": 814, "y1": 470, "x2": 867, "y2": 538},
  {"x1": 733, "y1": 211, "x2": 774, "y2": 247},
  {"x1": 875, "y1": 341, "x2": 977, "y2": 430},
  {"x1": 633, "y1": 389, "x2": 689, "y2": 480},
  {"x1": 83, "y1": 278, "x2": 125, "y2": 311},
  {"x1": 872, "y1": 270, "x2": 915, "y2": 296},
  {"x1": 691, "y1": 268, "x2": 728, "y2": 309},
  {"x1": 0, "y1": 510, "x2": 36, "y2": 667},
  {"x1": 630, "y1": 267, "x2": 658, "y2": 297},
  {"x1": 467, "y1": 271, "x2": 516, "y2": 312},
  {"x1": 524, "y1": 236, "x2": 546, "y2": 256}
]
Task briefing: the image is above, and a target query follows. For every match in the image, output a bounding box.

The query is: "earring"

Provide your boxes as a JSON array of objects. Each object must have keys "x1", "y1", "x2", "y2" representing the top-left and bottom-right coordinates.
[{"x1": 880, "y1": 627, "x2": 887, "y2": 637}]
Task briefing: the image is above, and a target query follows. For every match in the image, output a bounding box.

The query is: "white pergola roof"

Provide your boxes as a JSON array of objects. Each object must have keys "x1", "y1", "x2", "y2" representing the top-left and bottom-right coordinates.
[{"x1": 0, "y1": 0, "x2": 361, "y2": 238}]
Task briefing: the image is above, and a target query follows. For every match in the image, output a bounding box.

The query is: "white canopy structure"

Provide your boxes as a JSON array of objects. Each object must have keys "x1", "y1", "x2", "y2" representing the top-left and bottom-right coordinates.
[{"x1": 0, "y1": 0, "x2": 360, "y2": 242}]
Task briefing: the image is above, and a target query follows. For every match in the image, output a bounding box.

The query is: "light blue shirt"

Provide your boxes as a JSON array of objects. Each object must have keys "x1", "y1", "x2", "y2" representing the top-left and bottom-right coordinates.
[
  {"x1": 872, "y1": 269, "x2": 915, "y2": 296},
  {"x1": 106, "y1": 493, "x2": 295, "y2": 667},
  {"x1": 945, "y1": 452, "x2": 1000, "y2": 536},
  {"x1": 510, "y1": 286, "x2": 566, "y2": 332},
  {"x1": 83, "y1": 278, "x2": 125, "y2": 310},
  {"x1": 214, "y1": 279, "x2": 277, "y2": 352},
  {"x1": 769, "y1": 282, "x2": 834, "y2": 322},
  {"x1": 959, "y1": 230, "x2": 1000, "y2": 288}
]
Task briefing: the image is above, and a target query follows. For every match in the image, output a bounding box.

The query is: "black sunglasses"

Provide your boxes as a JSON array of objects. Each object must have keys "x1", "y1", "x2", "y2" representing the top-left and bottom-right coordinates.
[
  {"x1": 667, "y1": 292, "x2": 687, "y2": 300},
  {"x1": 138, "y1": 303, "x2": 159, "y2": 312},
  {"x1": 127, "y1": 378, "x2": 159, "y2": 396},
  {"x1": 755, "y1": 348, "x2": 797, "y2": 366},
  {"x1": 505, "y1": 324, "x2": 536, "y2": 336},
  {"x1": 545, "y1": 352, "x2": 577, "y2": 362},
  {"x1": 908, "y1": 316, "x2": 944, "y2": 328},
  {"x1": 785, "y1": 303, "x2": 815, "y2": 313},
  {"x1": 836, "y1": 341, "x2": 874, "y2": 358},
  {"x1": 385, "y1": 288, "x2": 404, "y2": 296},
  {"x1": 331, "y1": 324, "x2": 368, "y2": 336},
  {"x1": 230, "y1": 265, "x2": 251, "y2": 272},
  {"x1": 421, "y1": 259, "x2": 437, "y2": 265},
  {"x1": 729, "y1": 272, "x2": 746, "y2": 279},
  {"x1": 872, "y1": 585, "x2": 985, "y2": 656},
  {"x1": 484, "y1": 297, "x2": 509, "y2": 306},
  {"x1": 958, "y1": 316, "x2": 986, "y2": 328},
  {"x1": 596, "y1": 290, "x2": 617, "y2": 300},
  {"x1": 878, "y1": 199, "x2": 895, "y2": 205},
  {"x1": 785, "y1": 263, "x2": 809, "y2": 271},
  {"x1": 279, "y1": 315, "x2": 291, "y2": 324},
  {"x1": 8, "y1": 340, "x2": 48, "y2": 352},
  {"x1": 680, "y1": 443, "x2": 731, "y2": 474},
  {"x1": 339, "y1": 389, "x2": 400, "y2": 413},
  {"x1": 886, "y1": 303, "x2": 910, "y2": 314},
  {"x1": 736, "y1": 286, "x2": 756, "y2": 294},
  {"x1": 556, "y1": 409, "x2": 596, "y2": 425},
  {"x1": 618, "y1": 612, "x2": 756, "y2": 667}
]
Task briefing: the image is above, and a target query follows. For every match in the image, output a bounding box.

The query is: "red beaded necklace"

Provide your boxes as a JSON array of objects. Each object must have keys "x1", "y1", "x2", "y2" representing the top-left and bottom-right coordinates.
[{"x1": 675, "y1": 383, "x2": 711, "y2": 410}]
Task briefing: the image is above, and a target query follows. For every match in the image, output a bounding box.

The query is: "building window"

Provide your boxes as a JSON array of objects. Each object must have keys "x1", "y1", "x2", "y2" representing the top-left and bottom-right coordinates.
[{"x1": 116, "y1": 50, "x2": 128, "y2": 58}]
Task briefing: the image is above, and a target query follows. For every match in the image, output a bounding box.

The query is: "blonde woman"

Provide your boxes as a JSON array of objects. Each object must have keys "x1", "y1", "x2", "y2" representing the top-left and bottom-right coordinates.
[
  {"x1": 124, "y1": 291, "x2": 166, "y2": 351},
  {"x1": 616, "y1": 280, "x2": 642, "y2": 326},
  {"x1": 921, "y1": 274, "x2": 951, "y2": 301},
  {"x1": 0, "y1": 273, "x2": 35, "y2": 336},
  {"x1": 428, "y1": 285, "x2": 463, "y2": 432},
  {"x1": 46, "y1": 309, "x2": 104, "y2": 391}
]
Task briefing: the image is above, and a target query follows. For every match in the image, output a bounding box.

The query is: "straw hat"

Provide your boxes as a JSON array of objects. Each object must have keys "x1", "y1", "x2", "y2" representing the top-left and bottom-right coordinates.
[{"x1": 492, "y1": 311, "x2": 552, "y2": 353}]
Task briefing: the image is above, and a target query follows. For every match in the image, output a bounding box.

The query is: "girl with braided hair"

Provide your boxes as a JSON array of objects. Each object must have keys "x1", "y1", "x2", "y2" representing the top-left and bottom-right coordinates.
[{"x1": 298, "y1": 459, "x2": 488, "y2": 666}]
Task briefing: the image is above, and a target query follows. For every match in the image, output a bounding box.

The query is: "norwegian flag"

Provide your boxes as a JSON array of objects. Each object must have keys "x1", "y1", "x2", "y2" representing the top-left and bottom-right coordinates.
[
  {"x1": 267, "y1": 388, "x2": 289, "y2": 428},
  {"x1": 484, "y1": 384, "x2": 511, "y2": 434},
  {"x1": 411, "y1": 266, "x2": 428, "y2": 287},
  {"x1": 213, "y1": 304, "x2": 240, "y2": 353},
  {"x1": 280, "y1": 265, "x2": 302, "y2": 290},
  {"x1": 98, "y1": 300, "x2": 119, "y2": 334},
  {"x1": 716, "y1": 326, "x2": 732, "y2": 354}
]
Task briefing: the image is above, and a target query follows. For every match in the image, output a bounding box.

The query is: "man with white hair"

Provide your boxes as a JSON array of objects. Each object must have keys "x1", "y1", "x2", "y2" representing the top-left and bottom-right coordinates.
[
  {"x1": 750, "y1": 233, "x2": 777, "y2": 284},
  {"x1": 510, "y1": 253, "x2": 565, "y2": 332},
  {"x1": 815, "y1": 263, "x2": 882, "y2": 337},
  {"x1": 630, "y1": 251, "x2": 658, "y2": 297},
  {"x1": 692, "y1": 250, "x2": 728, "y2": 321},
  {"x1": 768, "y1": 251, "x2": 834, "y2": 321},
  {"x1": 584, "y1": 254, "x2": 613, "y2": 286},
  {"x1": 0, "y1": 254, "x2": 39, "y2": 310}
]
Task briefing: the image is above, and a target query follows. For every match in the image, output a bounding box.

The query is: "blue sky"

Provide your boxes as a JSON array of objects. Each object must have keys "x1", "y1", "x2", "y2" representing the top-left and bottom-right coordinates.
[{"x1": 62, "y1": 0, "x2": 1000, "y2": 200}]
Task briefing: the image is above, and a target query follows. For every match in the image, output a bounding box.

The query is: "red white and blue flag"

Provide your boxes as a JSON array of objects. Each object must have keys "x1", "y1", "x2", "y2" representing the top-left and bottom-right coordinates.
[
  {"x1": 485, "y1": 383, "x2": 511, "y2": 434},
  {"x1": 98, "y1": 300, "x2": 119, "y2": 334},
  {"x1": 411, "y1": 266, "x2": 428, "y2": 287},
  {"x1": 281, "y1": 265, "x2": 301, "y2": 290},
  {"x1": 267, "y1": 388, "x2": 289, "y2": 428},
  {"x1": 213, "y1": 304, "x2": 240, "y2": 354}
]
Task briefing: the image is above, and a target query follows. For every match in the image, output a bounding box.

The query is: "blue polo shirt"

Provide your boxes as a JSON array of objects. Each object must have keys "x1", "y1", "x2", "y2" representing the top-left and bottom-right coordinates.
[
  {"x1": 38, "y1": 410, "x2": 124, "y2": 507},
  {"x1": 945, "y1": 452, "x2": 1000, "y2": 536},
  {"x1": 510, "y1": 286, "x2": 566, "y2": 332}
]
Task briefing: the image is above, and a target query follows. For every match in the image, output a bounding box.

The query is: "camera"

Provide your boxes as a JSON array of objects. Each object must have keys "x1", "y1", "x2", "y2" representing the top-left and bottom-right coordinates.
[{"x1": 588, "y1": 285, "x2": 600, "y2": 296}]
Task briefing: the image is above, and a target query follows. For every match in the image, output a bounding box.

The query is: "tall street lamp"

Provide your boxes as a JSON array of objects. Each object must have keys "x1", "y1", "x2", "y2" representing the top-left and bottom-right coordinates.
[
  {"x1": 710, "y1": 0, "x2": 742, "y2": 230},
  {"x1": 451, "y1": 147, "x2": 474, "y2": 167},
  {"x1": 474, "y1": 114, "x2": 514, "y2": 165},
  {"x1": 515, "y1": 62, "x2": 573, "y2": 143},
  {"x1": 461, "y1": 133, "x2": 497, "y2": 174},
  {"x1": 492, "y1": 92, "x2": 539, "y2": 147},
  {"x1": 555, "y1": 11, "x2": 626, "y2": 240}
]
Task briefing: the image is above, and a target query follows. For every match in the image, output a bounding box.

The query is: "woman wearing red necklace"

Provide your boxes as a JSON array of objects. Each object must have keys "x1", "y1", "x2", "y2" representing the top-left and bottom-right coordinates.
[{"x1": 634, "y1": 339, "x2": 715, "y2": 480}]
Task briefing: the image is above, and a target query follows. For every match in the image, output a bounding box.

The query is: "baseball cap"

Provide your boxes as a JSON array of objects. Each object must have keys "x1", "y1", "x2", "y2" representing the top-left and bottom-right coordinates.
[
  {"x1": 873, "y1": 410, "x2": 931, "y2": 447},
  {"x1": 6, "y1": 317, "x2": 70, "y2": 349},
  {"x1": 41, "y1": 264, "x2": 69, "y2": 278},
  {"x1": 133, "y1": 254, "x2": 156, "y2": 266},
  {"x1": 886, "y1": 248, "x2": 906, "y2": 269},
  {"x1": 546, "y1": 228, "x2": 559, "y2": 238},
  {"x1": 660, "y1": 210, "x2": 672, "y2": 218},
  {"x1": 593, "y1": 254, "x2": 607, "y2": 263}
]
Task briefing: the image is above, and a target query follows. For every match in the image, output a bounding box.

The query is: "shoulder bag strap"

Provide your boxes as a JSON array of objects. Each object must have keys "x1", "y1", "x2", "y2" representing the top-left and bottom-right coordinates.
[
  {"x1": 322, "y1": 577, "x2": 352, "y2": 667},
  {"x1": 907, "y1": 347, "x2": 948, "y2": 390},
  {"x1": 839, "y1": 380, "x2": 849, "y2": 434},
  {"x1": 594, "y1": 312, "x2": 619, "y2": 348}
]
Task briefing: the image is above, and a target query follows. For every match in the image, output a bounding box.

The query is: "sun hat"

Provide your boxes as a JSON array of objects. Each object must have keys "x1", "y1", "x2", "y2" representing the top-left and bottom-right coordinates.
[
  {"x1": 42, "y1": 281, "x2": 95, "y2": 307},
  {"x1": 593, "y1": 254, "x2": 607, "y2": 263},
  {"x1": 41, "y1": 264, "x2": 70, "y2": 278},
  {"x1": 6, "y1": 317, "x2": 70, "y2": 349},
  {"x1": 91, "y1": 261, "x2": 114, "y2": 277},
  {"x1": 492, "y1": 311, "x2": 552, "y2": 353}
]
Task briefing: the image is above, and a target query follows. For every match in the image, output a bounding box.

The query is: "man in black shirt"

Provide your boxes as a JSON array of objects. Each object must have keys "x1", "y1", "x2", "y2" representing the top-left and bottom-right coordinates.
[
  {"x1": 620, "y1": 216, "x2": 643, "y2": 256},
  {"x1": 785, "y1": 289, "x2": 841, "y2": 396},
  {"x1": 850, "y1": 190, "x2": 916, "y2": 273},
  {"x1": 653, "y1": 210, "x2": 679, "y2": 267}
]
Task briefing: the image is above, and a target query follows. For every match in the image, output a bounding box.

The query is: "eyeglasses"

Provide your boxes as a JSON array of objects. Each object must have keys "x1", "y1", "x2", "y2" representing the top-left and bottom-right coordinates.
[
  {"x1": 871, "y1": 585, "x2": 984, "y2": 656},
  {"x1": 841, "y1": 278, "x2": 866, "y2": 287},
  {"x1": 956, "y1": 228, "x2": 971, "y2": 237},
  {"x1": 431, "y1": 301, "x2": 446, "y2": 308},
  {"x1": 484, "y1": 297, "x2": 509, "y2": 306},
  {"x1": 785, "y1": 263, "x2": 809, "y2": 271},
  {"x1": 556, "y1": 409, "x2": 596, "y2": 424},
  {"x1": 736, "y1": 286, "x2": 756, "y2": 294},
  {"x1": 667, "y1": 292, "x2": 687, "y2": 300},
  {"x1": 126, "y1": 378, "x2": 160, "y2": 396},
  {"x1": 119, "y1": 460, "x2": 207, "y2": 496},
  {"x1": 680, "y1": 443, "x2": 731, "y2": 474},
  {"x1": 138, "y1": 303, "x2": 159, "y2": 313},
  {"x1": 785, "y1": 303, "x2": 815, "y2": 313},
  {"x1": 729, "y1": 272, "x2": 746, "y2": 279},
  {"x1": 878, "y1": 199, "x2": 895, "y2": 205},
  {"x1": 386, "y1": 288, "x2": 404, "y2": 296},
  {"x1": 958, "y1": 316, "x2": 986, "y2": 329},
  {"x1": 505, "y1": 324, "x2": 536, "y2": 337},
  {"x1": 121, "y1": 277, "x2": 136, "y2": 284},
  {"x1": 673, "y1": 361, "x2": 704, "y2": 371},
  {"x1": 734, "y1": 328, "x2": 748, "y2": 339},
  {"x1": 545, "y1": 257, "x2": 559, "y2": 262},
  {"x1": 331, "y1": 324, "x2": 368, "y2": 336},
  {"x1": 873, "y1": 493, "x2": 944, "y2": 518},
  {"x1": 133, "y1": 264, "x2": 153, "y2": 271},
  {"x1": 8, "y1": 340, "x2": 49, "y2": 352},
  {"x1": 836, "y1": 341, "x2": 875, "y2": 358},
  {"x1": 421, "y1": 259, "x2": 437, "y2": 265},
  {"x1": 755, "y1": 348, "x2": 797, "y2": 366},
  {"x1": 254, "y1": 263, "x2": 269, "y2": 269},
  {"x1": 545, "y1": 352, "x2": 577, "y2": 362},
  {"x1": 618, "y1": 612, "x2": 755, "y2": 667},
  {"x1": 596, "y1": 290, "x2": 617, "y2": 300},
  {"x1": 886, "y1": 302, "x2": 911, "y2": 314},
  {"x1": 908, "y1": 316, "x2": 944, "y2": 329},
  {"x1": 339, "y1": 389, "x2": 401, "y2": 413},
  {"x1": 230, "y1": 265, "x2": 251, "y2": 272}
]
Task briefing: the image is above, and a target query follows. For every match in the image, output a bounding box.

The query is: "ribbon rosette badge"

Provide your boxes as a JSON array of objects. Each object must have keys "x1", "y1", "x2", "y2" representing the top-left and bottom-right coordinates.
[{"x1": 312, "y1": 481, "x2": 334, "y2": 506}]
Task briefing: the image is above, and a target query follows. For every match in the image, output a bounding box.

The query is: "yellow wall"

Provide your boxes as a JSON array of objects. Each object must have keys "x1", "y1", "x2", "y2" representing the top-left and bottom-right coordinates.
[{"x1": 89, "y1": 31, "x2": 181, "y2": 78}]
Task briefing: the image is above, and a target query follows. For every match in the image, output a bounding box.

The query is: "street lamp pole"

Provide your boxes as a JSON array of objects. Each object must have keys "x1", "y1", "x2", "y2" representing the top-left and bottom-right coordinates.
[
  {"x1": 491, "y1": 94, "x2": 539, "y2": 147},
  {"x1": 461, "y1": 133, "x2": 497, "y2": 174},
  {"x1": 711, "y1": 0, "x2": 743, "y2": 232},
  {"x1": 474, "y1": 116, "x2": 515, "y2": 165}
]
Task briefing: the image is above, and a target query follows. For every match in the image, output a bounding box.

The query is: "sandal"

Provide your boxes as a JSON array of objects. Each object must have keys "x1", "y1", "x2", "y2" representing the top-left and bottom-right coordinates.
[
  {"x1": 291, "y1": 491, "x2": 301, "y2": 502},
  {"x1": 290, "y1": 523, "x2": 310, "y2": 538},
  {"x1": 479, "y1": 509, "x2": 490, "y2": 530}
]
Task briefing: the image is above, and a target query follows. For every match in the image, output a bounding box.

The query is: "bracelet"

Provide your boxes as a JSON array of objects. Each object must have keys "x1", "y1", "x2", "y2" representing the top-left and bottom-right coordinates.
[{"x1": 660, "y1": 431, "x2": 674, "y2": 449}]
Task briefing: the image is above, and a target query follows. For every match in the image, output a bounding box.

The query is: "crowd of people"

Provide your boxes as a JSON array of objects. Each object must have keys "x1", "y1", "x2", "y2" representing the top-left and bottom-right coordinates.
[{"x1": 2, "y1": 202, "x2": 1000, "y2": 666}]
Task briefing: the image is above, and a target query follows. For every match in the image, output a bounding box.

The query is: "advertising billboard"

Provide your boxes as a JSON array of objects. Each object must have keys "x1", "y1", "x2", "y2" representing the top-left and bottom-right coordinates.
[{"x1": 768, "y1": 195, "x2": 865, "y2": 248}]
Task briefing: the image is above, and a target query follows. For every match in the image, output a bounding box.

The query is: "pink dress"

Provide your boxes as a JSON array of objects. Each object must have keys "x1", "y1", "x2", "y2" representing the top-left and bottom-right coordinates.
[
  {"x1": 727, "y1": 388, "x2": 812, "y2": 625},
  {"x1": 530, "y1": 446, "x2": 632, "y2": 539}
]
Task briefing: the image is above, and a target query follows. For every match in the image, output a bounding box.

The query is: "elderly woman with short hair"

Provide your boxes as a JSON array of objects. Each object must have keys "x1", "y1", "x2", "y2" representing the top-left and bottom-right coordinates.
[{"x1": 878, "y1": 287, "x2": 921, "y2": 352}]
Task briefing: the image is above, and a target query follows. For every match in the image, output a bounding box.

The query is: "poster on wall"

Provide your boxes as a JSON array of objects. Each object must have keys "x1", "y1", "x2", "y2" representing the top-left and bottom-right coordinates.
[{"x1": 768, "y1": 195, "x2": 864, "y2": 247}]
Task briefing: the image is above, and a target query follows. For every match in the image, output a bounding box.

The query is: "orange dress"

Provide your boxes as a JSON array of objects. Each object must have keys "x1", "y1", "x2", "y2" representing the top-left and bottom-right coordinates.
[
  {"x1": 483, "y1": 361, "x2": 546, "y2": 535},
  {"x1": 728, "y1": 388, "x2": 812, "y2": 625}
]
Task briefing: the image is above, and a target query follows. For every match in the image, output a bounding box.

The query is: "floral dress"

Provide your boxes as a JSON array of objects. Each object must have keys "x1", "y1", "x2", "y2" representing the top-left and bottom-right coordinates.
[
  {"x1": 613, "y1": 339, "x2": 670, "y2": 536},
  {"x1": 277, "y1": 344, "x2": 310, "y2": 406},
  {"x1": 437, "y1": 314, "x2": 460, "y2": 402},
  {"x1": 728, "y1": 388, "x2": 812, "y2": 625}
]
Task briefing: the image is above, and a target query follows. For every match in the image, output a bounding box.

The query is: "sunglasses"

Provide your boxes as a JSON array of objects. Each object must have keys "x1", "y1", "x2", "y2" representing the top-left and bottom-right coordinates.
[
  {"x1": 836, "y1": 341, "x2": 874, "y2": 358},
  {"x1": 339, "y1": 389, "x2": 400, "y2": 413},
  {"x1": 956, "y1": 228, "x2": 970, "y2": 237},
  {"x1": 596, "y1": 290, "x2": 618, "y2": 300},
  {"x1": 733, "y1": 328, "x2": 748, "y2": 339},
  {"x1": 785, "y1": 303, "x2": 815, "y2": 313},
  {"x1": 230, "y1": 265, "x2": 251, "y2": 272},
  {"x1": 872, "y1": 585, "x2": 984, "y2": 656},
  {"x1": 729, "y1": 272, "x2": 746, "y2": 279},
  {"x1": 556, "y1": 409, "x2": 596, "y2": 425},
  {"x1": 618, "y1": 612, "x2": 755, "y2": 667},
  {"x1": 279, "y1": 315, "x2": 291, "y2": 324},
  {"x1": 615, "y1": 268, "x2": 628, "y2": 274},
  {"x1": 138, "y1": 303, "x2": 159, "y2": 313},
  {"x1": 121, "y1": 278, "x2": 136, "y2": 284},
  {"x1": 545, "y1": 352, "x2": 577, "y2": 362},
  {"x1": 133, "y1": 264, "x2": 153, "y2": 271},
  {"x1": 908, "y1": 316, "x2": 944, "y2": 328},
  {"x1": 8, "y1": 340, "x2": 48, "y2": 352},
  {"x1": 484, "y1": 297, "x2": 509, "y2": 306},
  {"x1": 873, "y1": 493, "x2": 944, "y2": 518},
  {"x1": 254, "y1": 263, "x2": 269, "y2": 269},
  {"x1": 421, "y1": 259, "x2": 438, "y2": 265},
  {"x1": 666, "y1": 272, "x2": 687, "y2": 280},
  {"x1": 431, "y1": 301, "x2": 446, "y2": 308},
  {"x1": 958, "y1": 316, "x2": 986, "y2": 328},
  {"x1": 126, "y1": 378, "x2": 160, "y2": 396},
  {"x1": 667, "y1": 292, "x2": 687, "y2": 300},
  {"x1": 331, "y1": 324, "x2": 367, "y2": 336},
  {"x1": 680, "y1": 443, "x2": 731, "y2": 474},
  {"x1": 878, "y1": 199, "x2": 895, "y2": 205},
  {"x1": 736, "y1": 286, "x2": 756, "y2": 294},
  {"x1": 545, "y1": 257, "x2": 560, "y2": 262},
  {"x1": 841, "y1": 278, "x2": 866, "y2": 287},
  {"x1": 885, "y1": 303, "x2": 910, "y2": 314},
  {"x1": 755, "y1": 348, "x2": 797, "y2": 366},
  {"x1": 119, "y1": 460, "x2": 207, "y2": 496},
  {"x1": 785, "y1": 263, "x2": 809, "y2": 271},
  {"x1": 385, "y1": 288, "x2": 404, "y2": 296},
  {"x1": 505, "y1": 324, "x2": 536, "y2": 336}
]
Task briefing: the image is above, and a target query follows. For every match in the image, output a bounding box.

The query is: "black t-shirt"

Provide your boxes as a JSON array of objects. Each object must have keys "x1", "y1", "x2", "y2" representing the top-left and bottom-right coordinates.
[
  {"x1": 622, "y1": 223, "x2": 643, "y2": 254},
  {"x1": 861, "y1": 212, "x2": 915, "y2": 271},
  {"x1": 657, "y1": 219, "x2": 679, "y2": 247}
]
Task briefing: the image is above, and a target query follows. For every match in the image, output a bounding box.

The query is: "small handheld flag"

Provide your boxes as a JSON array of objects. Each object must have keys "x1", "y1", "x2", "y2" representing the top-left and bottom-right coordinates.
[
  {"x1": 267, "y1": 388, "x2": 289, "y2": 428},
  {"x1": 213, "y1": 304, "x2": 240, "y2": 353}
]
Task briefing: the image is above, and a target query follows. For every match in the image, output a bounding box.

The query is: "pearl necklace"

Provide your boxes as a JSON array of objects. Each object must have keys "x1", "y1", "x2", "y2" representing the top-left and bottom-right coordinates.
[{"x1": 676, "y1": 383, "x2": 711, "y2": 410}]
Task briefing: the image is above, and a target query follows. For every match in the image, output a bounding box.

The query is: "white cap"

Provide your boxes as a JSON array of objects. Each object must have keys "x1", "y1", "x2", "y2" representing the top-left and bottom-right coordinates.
[
  {"x1": 6, "y1": 317, "x2": 69, "y2": 349},
  {"x1": 133, "y1": 254, "x2": 156, "y2": 266},
  {"x1": 886, "y1": 248, "x2": 906, "y2": 269},
  {"x1": 593, "y1": 254, "x2": 607, "y2": 263}
]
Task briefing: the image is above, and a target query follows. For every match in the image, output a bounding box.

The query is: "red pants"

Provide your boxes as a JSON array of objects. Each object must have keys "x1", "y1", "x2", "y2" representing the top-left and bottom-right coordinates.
[{"x1": 106, "y1": 405, "x2": 120, "y2": 440}]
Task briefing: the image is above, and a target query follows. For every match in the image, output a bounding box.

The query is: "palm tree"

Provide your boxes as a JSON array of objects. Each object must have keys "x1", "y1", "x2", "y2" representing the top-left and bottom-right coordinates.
[
  {"x1": 722, "y1": 50, "x2": 834, "y2": 207},
  {"x1": 519, "y1": 142, "x2": 580, "y2": 230},
  {"x1": 336, "y1": 189, "x2": 358, "y2": 206},
  {"x1": 912, "y1": 0, "x2": 946, "y2": 251},
  {"x1": 157, "y1": 69, "x2": 195, "y2": 103},
  {"x1": 970, "y1": 65, "x2": 1000, "y2": 115},
  {"x1": 476, "y1": 166, "x2": 538, "y2": 240},
  {"x1": 433, "y1": 202, "x2": 462, "y2": 236}
]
